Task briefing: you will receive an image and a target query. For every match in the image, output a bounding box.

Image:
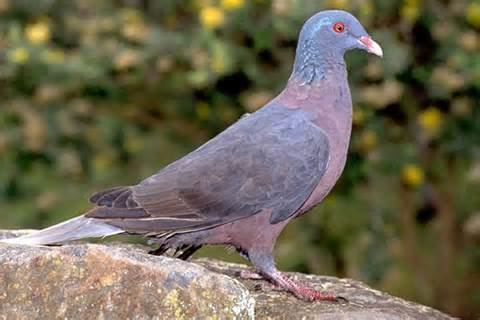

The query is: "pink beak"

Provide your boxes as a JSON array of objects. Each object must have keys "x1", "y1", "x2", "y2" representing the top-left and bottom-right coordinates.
[{"x1": 358, "y1": 36, "x2": 383, "y2": 57}]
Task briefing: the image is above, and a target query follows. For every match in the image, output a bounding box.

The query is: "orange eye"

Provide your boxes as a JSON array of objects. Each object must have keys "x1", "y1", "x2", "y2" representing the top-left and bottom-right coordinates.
[{"x1": 333, "y1": 22, "x2": 345, "y2": 33}]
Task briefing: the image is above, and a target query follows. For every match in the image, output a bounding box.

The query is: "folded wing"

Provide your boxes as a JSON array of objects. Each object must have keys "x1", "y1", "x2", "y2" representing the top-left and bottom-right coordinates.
[{"x1": 86, "y1": 105, "x2": 330, "y2": 233}]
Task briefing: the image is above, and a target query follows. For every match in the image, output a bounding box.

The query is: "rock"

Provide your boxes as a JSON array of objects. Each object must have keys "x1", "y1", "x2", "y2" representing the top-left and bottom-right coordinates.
[
  {"x1": 0, "y1": 231, "x2": 254, "y2": 320},
  {"x1": 0, "y1": 230, "x2": 455, "y2": 320}
]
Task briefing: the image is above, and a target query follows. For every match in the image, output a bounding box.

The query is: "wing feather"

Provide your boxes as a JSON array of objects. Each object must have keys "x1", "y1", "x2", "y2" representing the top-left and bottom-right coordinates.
[{"x1": 86, "y1": 105, "x2": 330, "y2": 233}]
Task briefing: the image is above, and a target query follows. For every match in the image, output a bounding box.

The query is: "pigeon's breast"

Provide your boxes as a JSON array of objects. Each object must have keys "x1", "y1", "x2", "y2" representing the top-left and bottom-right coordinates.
[
  {"x1": 274, "y1": 72, "x2": 353, "y2": 216},
  {"x1": 296, "y1": 83, "x2": 353, "y2": 215}
]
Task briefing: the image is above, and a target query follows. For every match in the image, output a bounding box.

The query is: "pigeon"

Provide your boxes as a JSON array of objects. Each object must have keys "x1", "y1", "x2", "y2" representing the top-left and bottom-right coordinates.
[{"x1": 2, "y1": 10, "x2": 382, "y2": 301}]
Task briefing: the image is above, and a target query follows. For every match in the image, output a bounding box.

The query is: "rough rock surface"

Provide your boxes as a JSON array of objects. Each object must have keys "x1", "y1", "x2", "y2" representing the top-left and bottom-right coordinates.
[
  {"x1": 0, "y1": 231, "x2": 253, "y2": 320},
  {"x1": 198, "y1": 259, "x2": 456, "y2": 320},
  {"x1": 0, "y1": 230, "x2": 455, "y2": 320}
]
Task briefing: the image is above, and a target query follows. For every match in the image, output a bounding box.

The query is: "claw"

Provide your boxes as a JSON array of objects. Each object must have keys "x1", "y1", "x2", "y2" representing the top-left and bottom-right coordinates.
[{"x1": 334, "y1": 295, "x2": 348, "y2": 303}]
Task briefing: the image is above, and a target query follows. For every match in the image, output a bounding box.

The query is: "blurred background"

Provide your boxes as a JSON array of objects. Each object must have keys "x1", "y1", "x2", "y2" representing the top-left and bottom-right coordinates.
[{"x1": 0, "y1": 0, "x2": 479, "y2": 318}]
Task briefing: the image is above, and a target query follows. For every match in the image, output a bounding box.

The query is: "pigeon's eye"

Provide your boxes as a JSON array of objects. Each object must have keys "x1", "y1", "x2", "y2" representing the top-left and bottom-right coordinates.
[{"x1": 333, "y1": 22, "x2": 345, "y2": 33}]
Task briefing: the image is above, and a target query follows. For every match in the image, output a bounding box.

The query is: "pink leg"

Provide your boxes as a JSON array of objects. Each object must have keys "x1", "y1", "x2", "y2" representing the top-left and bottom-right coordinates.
[
  {"x1": 266, "y1": 270, "x2": 346, "y2": 302},
  {"x1": 247, "y1": 248, "x2": 347, "y2": 302}
]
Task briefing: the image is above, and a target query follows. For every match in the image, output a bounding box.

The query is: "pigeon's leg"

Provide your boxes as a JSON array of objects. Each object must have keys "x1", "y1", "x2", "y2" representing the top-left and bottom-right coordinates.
[{"x1": 248, "y1": 248, "x2": 346, "y2": 302}]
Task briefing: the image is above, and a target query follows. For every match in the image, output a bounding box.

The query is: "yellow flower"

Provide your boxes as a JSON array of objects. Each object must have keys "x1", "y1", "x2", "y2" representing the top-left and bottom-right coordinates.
[
  {"x1": 401, "y1": 164, "x2": 425, "y2": 188},
  {"x1": 10, "y1": 47, "x2": 29, "y2": 64},
  {"x1": 221, "y1": 0, "x2": 244, "y2": 11},
  {"x1": 466, "y1": 2, "x2": 480, "y2": 28},
  {"x1": 199, "y1": 6, "x2": 225, "y2": 29},
  {"x1": 25, "y1": 21, "x2": 50, "y2": 45},
  {"x1": 418, "y1": 107, "x2": 443, "y2": 133}
]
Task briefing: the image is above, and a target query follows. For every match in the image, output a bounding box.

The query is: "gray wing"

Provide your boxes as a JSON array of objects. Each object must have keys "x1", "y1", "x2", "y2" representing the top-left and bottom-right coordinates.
[{"x1": 86, "y1": 105, "x2": 330, "y2": 232}]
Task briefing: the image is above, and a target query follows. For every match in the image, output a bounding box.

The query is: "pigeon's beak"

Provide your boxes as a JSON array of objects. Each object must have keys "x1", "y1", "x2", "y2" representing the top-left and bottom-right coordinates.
[{"x1": 358, "y1": 36, "x2": 383, "y2": 58}]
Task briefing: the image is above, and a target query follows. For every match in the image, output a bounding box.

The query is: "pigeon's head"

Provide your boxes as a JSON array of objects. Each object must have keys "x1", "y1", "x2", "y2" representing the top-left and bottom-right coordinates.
[{"x1": 297, "y1": 10, "x2": 383, "y2": 59}]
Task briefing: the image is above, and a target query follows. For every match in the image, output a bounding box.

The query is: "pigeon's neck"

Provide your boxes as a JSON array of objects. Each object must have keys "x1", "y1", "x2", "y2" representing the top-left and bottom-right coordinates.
[
  {"x1": 290, "y1": 40, "x2": 346, "y2": 85},
  {"x1": 276, "y1": 48, "x2": 351, "y2": 119}
]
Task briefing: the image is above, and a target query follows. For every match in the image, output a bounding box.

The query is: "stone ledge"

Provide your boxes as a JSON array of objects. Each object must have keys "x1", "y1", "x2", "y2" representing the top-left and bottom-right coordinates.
[{"x1": 0, "y1": 230, "x2": 455, "y2": 320}]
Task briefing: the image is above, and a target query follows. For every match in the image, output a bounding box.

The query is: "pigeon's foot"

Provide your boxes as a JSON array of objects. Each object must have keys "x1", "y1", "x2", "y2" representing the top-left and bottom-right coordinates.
[
  {"x1": 236, "y1": 267, "x2": 346, "y2": 302},
  {"x1": 266, "y1": 271, "x2": 347, "y2": 303},
  {"x1": 247, "y1": 248, "x2": 346, "y2": 303}
]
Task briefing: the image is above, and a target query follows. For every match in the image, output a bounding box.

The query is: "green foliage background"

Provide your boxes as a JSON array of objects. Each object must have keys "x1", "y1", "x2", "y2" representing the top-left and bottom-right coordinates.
[{"x1": 0, "y1": 0, "x2": 479, "y2": 317}]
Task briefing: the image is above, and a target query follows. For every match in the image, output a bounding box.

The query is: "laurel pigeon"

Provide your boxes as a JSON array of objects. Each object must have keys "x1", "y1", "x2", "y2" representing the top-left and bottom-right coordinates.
[{"x1": 3, "y1": 10, "x2": 382, "y2": 301}]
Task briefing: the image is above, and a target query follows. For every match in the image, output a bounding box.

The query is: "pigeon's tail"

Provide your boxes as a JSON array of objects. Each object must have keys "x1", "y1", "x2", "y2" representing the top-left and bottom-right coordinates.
[{"x1": 0, "y1": 215, "x2": 124, "y2": 246}]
